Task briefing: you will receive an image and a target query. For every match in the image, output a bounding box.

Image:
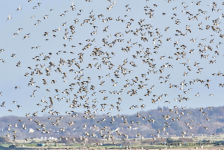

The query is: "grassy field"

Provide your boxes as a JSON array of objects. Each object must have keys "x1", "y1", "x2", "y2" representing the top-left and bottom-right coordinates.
[{"x1": 1, "y1": 136, "x2": 224, "y2": 150}]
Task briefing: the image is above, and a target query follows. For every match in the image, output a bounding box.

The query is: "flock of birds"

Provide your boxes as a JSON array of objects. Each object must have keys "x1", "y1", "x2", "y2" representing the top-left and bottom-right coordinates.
[{"x1": 1, "y1": 0, "x2": 224, "y2": 149}]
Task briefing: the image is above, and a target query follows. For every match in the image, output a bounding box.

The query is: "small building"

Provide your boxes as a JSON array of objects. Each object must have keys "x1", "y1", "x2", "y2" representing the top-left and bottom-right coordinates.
[
  {"x1": 9, "y1": 145, "x2": 16, "y2": 148},
  {"x1": 37, "y1": 143, "x2": 45, "y2": 147}
]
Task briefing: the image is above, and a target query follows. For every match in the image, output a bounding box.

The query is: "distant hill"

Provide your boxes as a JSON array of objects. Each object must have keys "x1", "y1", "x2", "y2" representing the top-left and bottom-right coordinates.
[{"x1": 0, "y1": 106, "x2": 224, "y2": 140}]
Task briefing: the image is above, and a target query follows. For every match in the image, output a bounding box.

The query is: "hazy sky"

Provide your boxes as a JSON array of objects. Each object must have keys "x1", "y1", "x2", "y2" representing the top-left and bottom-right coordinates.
[{"x1": 0, "y1": 0, "x2": 224, "y2": 117}]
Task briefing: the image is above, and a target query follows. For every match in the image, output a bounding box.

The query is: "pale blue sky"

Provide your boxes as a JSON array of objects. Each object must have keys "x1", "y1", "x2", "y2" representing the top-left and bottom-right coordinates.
[{"x1": 0, "y1": 0, "x2": 224, "y2": 117}]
